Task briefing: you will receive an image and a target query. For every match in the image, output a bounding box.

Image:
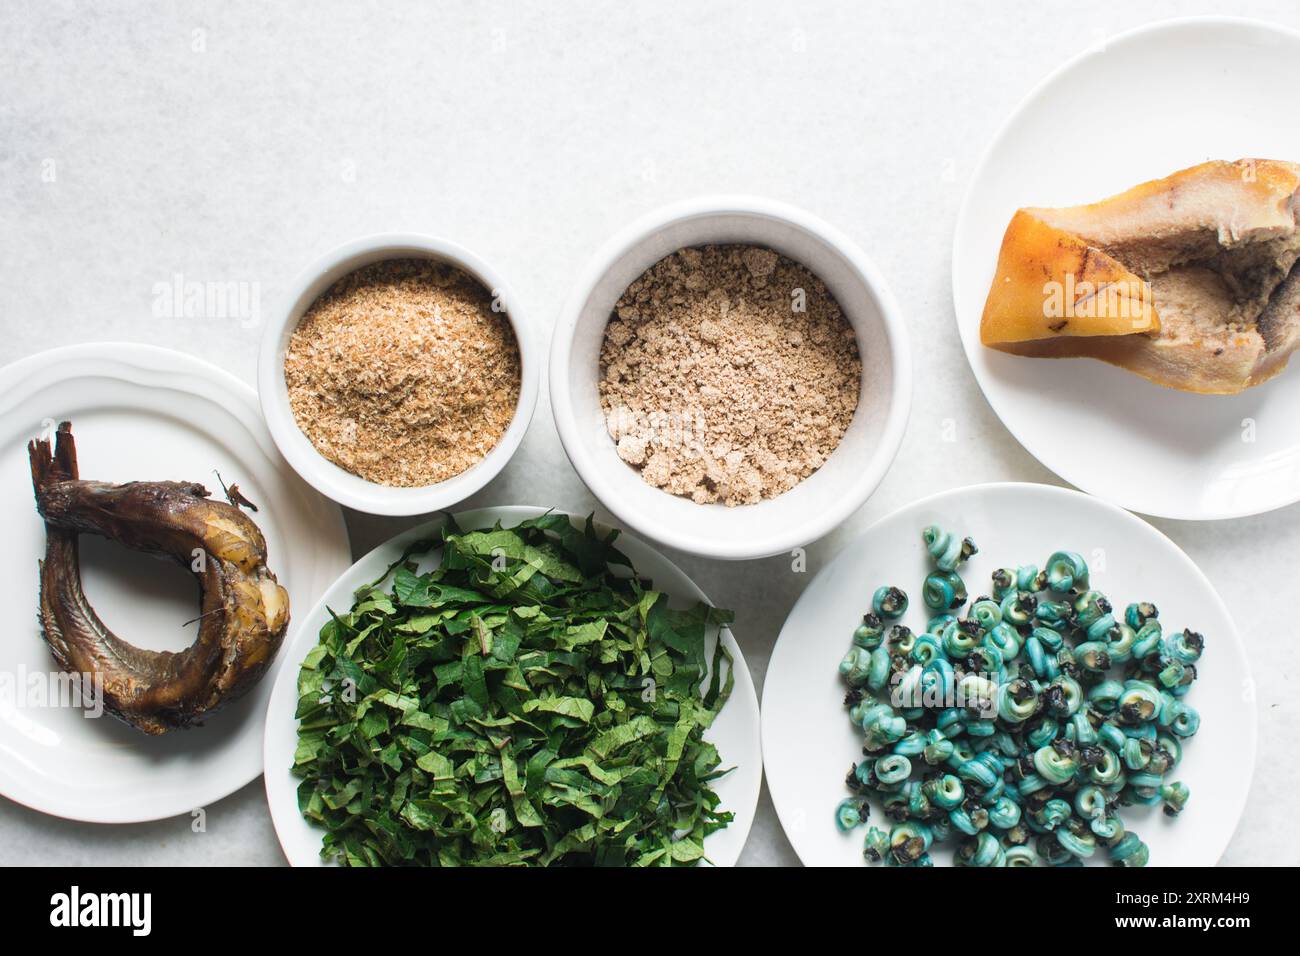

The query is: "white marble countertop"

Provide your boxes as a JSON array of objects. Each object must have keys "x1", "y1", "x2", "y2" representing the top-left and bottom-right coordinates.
[{"x1": 3, "y1": 0, "x2": 1297, "y2": 866}]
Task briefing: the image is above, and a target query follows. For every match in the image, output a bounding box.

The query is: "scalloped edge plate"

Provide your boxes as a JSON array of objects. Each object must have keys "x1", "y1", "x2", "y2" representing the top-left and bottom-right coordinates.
[{"x1": 0, "y1": 343, "x2": 351, "y2": 822}]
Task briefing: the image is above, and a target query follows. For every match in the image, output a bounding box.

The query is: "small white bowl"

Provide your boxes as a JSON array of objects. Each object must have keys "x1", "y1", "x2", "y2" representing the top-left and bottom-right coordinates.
[
  {"x1": 550, "y1": 197, "x2": 912, "y2": 560},
  {"x1": 258, "y1": 234, "x2": 539, "y2": 515}
]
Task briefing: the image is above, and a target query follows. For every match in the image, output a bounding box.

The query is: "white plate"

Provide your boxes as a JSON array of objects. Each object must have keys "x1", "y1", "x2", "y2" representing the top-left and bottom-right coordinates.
[
  {"x1": 763, "y1": 482, "x2": 1254, "y2": 866},
  {"x1": 264, "y1": 506, "x2": 762, "y2": 866},
  {"x1": 0, "y1": 343, "x2": 351, "y2": 823},
  {"x1": 953, "y1": 17, "x2": 1300, "y2": 520}
]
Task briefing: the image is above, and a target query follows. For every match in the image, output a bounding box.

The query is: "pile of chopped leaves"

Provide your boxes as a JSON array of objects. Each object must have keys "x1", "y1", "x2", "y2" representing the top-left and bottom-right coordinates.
[{"x1": 293, "y1": 513, "x2": 736, "y2": 866}]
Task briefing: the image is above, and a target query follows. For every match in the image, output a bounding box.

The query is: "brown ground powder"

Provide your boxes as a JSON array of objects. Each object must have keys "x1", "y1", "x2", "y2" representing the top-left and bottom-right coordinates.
[
  {"x1": 598, "y1": 244, "x2": 861, "y2": 506},
  {"x1": 284, "y1": 258, "x2": 521, "y2": 487}
]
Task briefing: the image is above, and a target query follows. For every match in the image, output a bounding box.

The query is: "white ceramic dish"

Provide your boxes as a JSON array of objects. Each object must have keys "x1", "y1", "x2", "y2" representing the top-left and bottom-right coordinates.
[
  {"x1": 953, "y1": 17, "x2": 1300, "y2": 521},
  {"x1": 259, "y1": 233, "x2": 539, "y2": 516},
  {"x1": 763, "y1": 482, "x2": 1254, "y2": 866},
  {"x1": 0, "y1": 343, "x2": 351, "y2": 823},
  {"x1": 264, "y1": 506, "x2": 763, "y2": 866},
  {"x1": 551, "y1": 196, "x2": 911, "y2": 561}
]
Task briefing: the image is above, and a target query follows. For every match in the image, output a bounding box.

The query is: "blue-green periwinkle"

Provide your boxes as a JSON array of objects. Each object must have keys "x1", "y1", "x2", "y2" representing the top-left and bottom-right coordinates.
[{"x1": 836, "y1": 528, "x2": 1204, "y2": 867}]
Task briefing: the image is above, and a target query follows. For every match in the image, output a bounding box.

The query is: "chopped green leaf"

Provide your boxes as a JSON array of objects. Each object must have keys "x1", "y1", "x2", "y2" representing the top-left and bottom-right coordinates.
[{"x1": 293, "y1": 513, "x2": 734, "y2": 866}]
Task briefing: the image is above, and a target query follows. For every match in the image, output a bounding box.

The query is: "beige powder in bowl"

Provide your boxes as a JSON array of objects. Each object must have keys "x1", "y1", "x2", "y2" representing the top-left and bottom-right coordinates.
[
  {"x1": 284, "y1": 258, "x2": 521, "y2": 488},
  {"x1": 598, "y1": 244, "x2": 861, "y2": 506}
]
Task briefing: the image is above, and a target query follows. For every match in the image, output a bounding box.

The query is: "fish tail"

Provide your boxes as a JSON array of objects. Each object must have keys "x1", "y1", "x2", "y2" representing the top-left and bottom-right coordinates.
[{"x1": 28, "y1": 420, "x2": 78, "y2": 493}]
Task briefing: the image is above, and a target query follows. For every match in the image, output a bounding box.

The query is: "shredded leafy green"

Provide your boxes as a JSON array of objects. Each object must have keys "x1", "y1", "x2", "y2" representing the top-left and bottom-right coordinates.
[{"x1": 292, "y1": 513, "x2": 736, "y2": 866}]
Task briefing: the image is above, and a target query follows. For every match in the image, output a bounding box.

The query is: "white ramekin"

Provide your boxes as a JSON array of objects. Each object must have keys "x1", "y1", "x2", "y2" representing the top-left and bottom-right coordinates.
[
  {"x1": 258, "y1": 233, "x2": 538, "y2": 515},
  {"x1": 550, "y1": 197, "x2": 912, "y2": 561}
]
